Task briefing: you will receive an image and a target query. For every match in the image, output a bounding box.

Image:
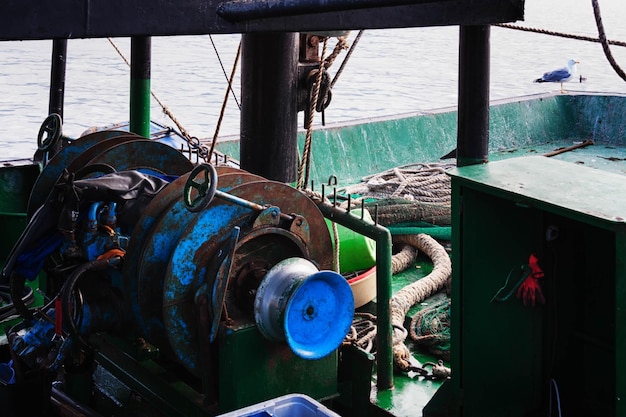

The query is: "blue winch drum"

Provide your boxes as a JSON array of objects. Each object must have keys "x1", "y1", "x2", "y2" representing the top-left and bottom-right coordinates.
[{"x1": 254, "y1": 257, "x2": 354, "y2": 360}]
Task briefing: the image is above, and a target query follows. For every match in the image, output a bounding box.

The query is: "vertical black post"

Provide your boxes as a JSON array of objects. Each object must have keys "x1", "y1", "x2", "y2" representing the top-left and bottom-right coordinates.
[
  {"x1": 130, "y1": 36, "x2": 151, "y2": 138},
  {"x1": 457, "y1": 25, "x2": 490, "y2": 167},
  {"x1": 240, "y1": 33, "x2": 299, "y2": 182},
  {"x1": 49, "y1": 39, "x2": 67, "y2": 119}
]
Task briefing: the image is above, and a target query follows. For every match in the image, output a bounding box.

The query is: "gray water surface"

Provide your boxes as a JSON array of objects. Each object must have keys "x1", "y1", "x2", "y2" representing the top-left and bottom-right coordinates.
[{"x1": 1, "y1": 0, "x2": 626, "y2": 159}]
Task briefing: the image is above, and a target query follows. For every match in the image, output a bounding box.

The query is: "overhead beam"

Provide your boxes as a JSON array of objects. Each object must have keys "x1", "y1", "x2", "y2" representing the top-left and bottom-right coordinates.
[{"x1": 0, "y1": 0, "x2": 524, "y2": 41}]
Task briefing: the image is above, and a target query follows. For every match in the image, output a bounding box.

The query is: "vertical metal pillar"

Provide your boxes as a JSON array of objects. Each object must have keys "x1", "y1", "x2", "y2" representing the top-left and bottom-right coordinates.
[
  {"x1": 240, "y1": 33, "x2": 299, "y2": 183},
  {"x1": 130, "y1": 37, "x2": 151, "y2": 138},
  {"x1": 457, "y1": 25, "x2": 490, "y2": 167},
  {"x1": 49, "y1": 39, "x2": 67, "y2": 119}
]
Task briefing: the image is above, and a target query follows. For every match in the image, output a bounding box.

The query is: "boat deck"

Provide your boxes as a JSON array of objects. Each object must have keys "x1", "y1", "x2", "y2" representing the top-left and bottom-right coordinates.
[
  {"x1": 491, "y1": 139, "x2": 626, "y2": 175},
  {"x1": 2, "y1": 92, "x2": 626, "y2": 416}
]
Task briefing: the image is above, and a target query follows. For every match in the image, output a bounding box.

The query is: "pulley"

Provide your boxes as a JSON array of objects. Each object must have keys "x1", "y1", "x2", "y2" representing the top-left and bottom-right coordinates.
[{"x1": 254, "y1": 257, "x2": 354, "y2": 360}]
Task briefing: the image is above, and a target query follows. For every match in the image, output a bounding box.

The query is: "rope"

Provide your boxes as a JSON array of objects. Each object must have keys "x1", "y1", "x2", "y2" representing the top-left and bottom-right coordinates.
[
  {"x1": 494, "y1": 23, "x2": 626, "y2": 48},
  {"x1": 343, "y1": 312, "x2": 378, "y2": 353},
  {"x1": 302, "y1": 189, "x2": 341, "y2": 272},
  {"x1": 106, "y1": 38, "x2": 195, "y2": 142},
  {"x1": 391, "y1": 244, "x2": 418, "y2": 274},
  {"x1": 208, "y1": 40, "x2": 242, "y2": 163},
  {"x1": 591, "y1": 0, "x2": 626, "y2": 82},
  {"x1": 297, "y1": 37, "x2": 328, "y2": 190},
  {"x1": 324, "y1": 34, "x2": 350, "y2": 71},
  {"x1": 343, "y1": 233, "x2": 451, "y2": 369},
  {"x1": 342, "y1": 162, "x2": 455, "y2": 205},
  {"x1": 208, "y1": 35, "x2": 242, "y2": 110},
  {"x1": 363, "y1": 200, "x2": 451, "y2": 226},
  {"x1": 331, "y1": 30, "x2": 364, "y2": 89},
  {"x1": 390, "y1": 234, "x2": 451, "y2": 371}
]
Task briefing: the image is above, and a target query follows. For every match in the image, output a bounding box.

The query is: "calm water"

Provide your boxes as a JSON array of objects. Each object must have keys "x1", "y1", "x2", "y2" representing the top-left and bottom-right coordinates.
[{"x1": 1, "y1": 0, "x2": 626, "y2": 159}]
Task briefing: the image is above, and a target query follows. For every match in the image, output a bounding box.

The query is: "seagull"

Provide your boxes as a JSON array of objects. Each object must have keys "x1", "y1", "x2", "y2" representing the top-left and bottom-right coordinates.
[{"x1": 534, "y1": 59, "x2": 580, "y2": 93}]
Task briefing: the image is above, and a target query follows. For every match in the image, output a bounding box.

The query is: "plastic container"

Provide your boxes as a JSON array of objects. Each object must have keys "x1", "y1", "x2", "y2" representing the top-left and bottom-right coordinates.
[
  {"x1": 325, "y1": 208, "x2": 376, "y2": 273},
  {"x1": 216, "y1": 393, "x2": 341, "y2": 417},
  {"x1": 347, "y1": 266, "x2": 377, "y2": 308}
]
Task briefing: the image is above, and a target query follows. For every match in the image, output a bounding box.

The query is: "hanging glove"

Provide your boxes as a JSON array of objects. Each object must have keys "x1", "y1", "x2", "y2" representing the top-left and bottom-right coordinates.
[{"x1": 516, "y1": 253, "x2": 545, "y2": 307}]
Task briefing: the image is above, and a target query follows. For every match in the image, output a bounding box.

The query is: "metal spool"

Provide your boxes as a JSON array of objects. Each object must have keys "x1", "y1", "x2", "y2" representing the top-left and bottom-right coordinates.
[
  {"x1": 254, "y1": 257, "x2": 354, "y2": 360},
  {"x1": 158, "y1": 180, "x2": 334, "y2": 375},
  {"x1": 27, "y1": 131, "x2": 137, "y2": 217},
  {"x1": 82, "y1": 139, "x2": 193, "y2": 177},
  {"x1": 123, "y1": 168, "x2": 265, "y2": 352}
]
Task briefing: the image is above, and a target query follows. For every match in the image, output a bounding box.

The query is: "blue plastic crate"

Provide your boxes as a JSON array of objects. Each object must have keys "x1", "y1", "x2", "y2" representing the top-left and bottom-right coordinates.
[{"x1": 216, "y1": 394, "x2": 341, "y2": 417}]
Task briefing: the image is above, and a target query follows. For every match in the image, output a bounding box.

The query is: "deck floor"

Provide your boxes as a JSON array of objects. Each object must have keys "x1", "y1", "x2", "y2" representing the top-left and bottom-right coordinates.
[{"x1": 491, "y1": 139, "x2": 626, "y2": 175}]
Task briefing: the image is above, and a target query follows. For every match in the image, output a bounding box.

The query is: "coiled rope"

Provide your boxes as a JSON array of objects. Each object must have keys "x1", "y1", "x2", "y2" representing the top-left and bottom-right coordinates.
[
  {"x1": 343, "y1": 233, "x2": 451, "y2": 372},
  {"x1": 341, "y1": 162, "x2": 454, "y2": 205},
  {"x1": 390, "y1": 234, "x2": 451, "y2": 371}
]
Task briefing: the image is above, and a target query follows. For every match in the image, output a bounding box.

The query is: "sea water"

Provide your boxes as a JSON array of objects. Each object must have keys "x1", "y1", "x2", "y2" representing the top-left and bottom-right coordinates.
[{"x1": 1, "y1": 0, "x2": 626, "y2": 159}]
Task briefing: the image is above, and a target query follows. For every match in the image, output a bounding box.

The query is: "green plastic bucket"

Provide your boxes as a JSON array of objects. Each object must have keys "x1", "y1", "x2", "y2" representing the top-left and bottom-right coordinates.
[{"x1": 325, "y1": 208, "x2": 376, "y2": 273}]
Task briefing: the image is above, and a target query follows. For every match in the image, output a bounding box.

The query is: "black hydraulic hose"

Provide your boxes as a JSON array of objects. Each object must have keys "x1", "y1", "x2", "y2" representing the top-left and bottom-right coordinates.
[
  {"x1": 0, "y1": 283, "x2": 34, "y2": 321},
  {"x1": 60, "y1": 256, "x2": 120, "y2": 349},
  {"x1": 9, "y1": 272, "x2": 37, "y2": 321},
  {"x1": 60, "y1": 260, "x2": 105, "y2": 349}
]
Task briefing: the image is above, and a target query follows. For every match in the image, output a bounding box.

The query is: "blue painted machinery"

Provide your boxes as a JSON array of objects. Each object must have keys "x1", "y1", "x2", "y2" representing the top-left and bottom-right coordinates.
[{"x1": 1, "y1": 132, "x2": 354, "y2": 415}]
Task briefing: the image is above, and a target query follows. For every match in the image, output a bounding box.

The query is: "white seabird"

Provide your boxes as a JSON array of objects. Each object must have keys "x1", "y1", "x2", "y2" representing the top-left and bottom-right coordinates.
[{"x1": 534, "y1": 59, "x2": 580, "y2": 93}]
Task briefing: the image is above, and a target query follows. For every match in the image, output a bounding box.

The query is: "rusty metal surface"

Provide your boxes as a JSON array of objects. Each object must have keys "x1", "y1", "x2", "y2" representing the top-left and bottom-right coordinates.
[
  {"x1": 224, "y1": 181, "x2": 333, "y2": 270},
  {"x1": 129, "y1": 169, "x2": 264, "y2": 352},
  {"x1": 84, "y1": 140, "x2": 193, "y2": 176},
  {"x1": 122, "y1": 173, "x2": 192, "y2": 350},
  {"x1": 163, "y1": 196, "x2": 250, "y2": 374},
  {"x1": 161, "y1": 180, "x2": 333, "y2": 374},
  {"x1": 27, "y1": 131, "x2": 136, "y2": 217}
]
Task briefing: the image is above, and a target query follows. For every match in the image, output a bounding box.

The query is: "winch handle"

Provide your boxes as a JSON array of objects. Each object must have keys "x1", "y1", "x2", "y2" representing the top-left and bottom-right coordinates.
[
  {"x1": 37, "y1": 113, "x2": 63, "y2": 152},
  {"x1": 184, "y1": 163, "x2": 219, "y2": 212},
  {"x1": 184, "y1": 164, "x2": 294, "y2": 217}
]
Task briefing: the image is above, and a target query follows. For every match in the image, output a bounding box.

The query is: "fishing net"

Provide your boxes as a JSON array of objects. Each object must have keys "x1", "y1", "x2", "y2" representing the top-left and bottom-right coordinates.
[
  {"x1": 336, "y1": 163, "x2": 454, "y2": 369},
  {"x1": 410, "y1": 297, "x2": 451, "y2": 361},
  {"x1": 340, "y1": 162, "x2": 454, "y2": 226}
]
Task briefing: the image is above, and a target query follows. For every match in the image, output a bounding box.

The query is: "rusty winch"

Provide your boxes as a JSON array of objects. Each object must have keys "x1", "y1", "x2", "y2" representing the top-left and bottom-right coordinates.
[{"x1": 2, "y1": 129, "x2": 354, "y2": 414}]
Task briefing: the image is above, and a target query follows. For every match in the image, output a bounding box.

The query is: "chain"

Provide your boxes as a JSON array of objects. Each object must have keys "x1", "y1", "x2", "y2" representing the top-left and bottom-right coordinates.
[{"x1": 107, "y1": 38, "x2": 211, "y2": 162}]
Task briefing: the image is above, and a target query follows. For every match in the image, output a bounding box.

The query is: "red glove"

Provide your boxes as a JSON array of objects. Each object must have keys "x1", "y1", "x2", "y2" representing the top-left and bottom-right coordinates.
[{"x1": 516, "y1": 254, "x2": 545, "y2": 307}]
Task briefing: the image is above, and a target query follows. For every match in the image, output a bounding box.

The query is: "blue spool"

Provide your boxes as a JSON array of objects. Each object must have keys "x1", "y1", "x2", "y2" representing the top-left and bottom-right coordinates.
[{"x1": 254, "y1": 258, "x2": 354, "y2": 360}]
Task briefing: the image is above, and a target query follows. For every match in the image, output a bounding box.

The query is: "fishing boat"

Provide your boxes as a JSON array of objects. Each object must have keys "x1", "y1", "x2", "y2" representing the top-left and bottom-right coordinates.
[{"x1": 1, "y1": 0, "x2": 626, "y2": 416}]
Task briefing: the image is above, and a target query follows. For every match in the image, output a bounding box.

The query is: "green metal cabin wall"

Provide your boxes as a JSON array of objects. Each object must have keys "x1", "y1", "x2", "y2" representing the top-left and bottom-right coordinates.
[
  {"x1": 450, "y1": 156, "x2": 626, "y2": 417},
  {"x1": 452, "y1": 187, "x2": 544, "y2": 416},
  {"x1": 0, "y1": 164, "x2": 40, "y2": 267}
]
